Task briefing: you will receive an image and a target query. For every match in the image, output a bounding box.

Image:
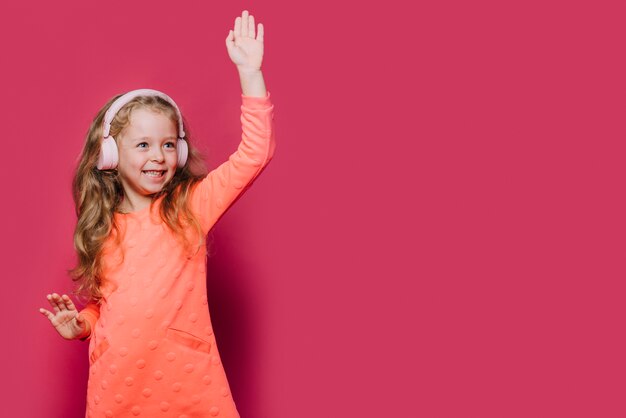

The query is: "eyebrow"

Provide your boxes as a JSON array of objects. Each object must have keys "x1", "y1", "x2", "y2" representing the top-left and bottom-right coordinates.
[{"x1": 132, "y1": 136, "x2": 178, "y2": 142}]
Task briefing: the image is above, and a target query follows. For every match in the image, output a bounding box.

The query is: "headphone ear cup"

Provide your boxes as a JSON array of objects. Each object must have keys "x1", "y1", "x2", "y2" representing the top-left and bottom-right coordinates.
[
  {"x1": 177, "y1": 139, "x2": 188, "y2": 168},
  {"x1": 97, "y1": 136, "x2": 119, "y2": 170}
]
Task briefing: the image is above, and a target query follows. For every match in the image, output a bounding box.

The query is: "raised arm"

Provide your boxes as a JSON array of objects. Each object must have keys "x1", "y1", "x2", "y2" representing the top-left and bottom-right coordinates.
[
  {"x1": 190, "y1": 10, "x2": 274, "y2": 234},
  {"x1": 191, "y1": 91, "x2": 275, "y2": 235}
]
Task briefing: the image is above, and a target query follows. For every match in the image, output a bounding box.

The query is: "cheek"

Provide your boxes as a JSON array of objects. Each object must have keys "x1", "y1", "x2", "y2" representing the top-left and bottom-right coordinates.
[
  {"x1": 118, "y1": 150, "x2": 141, "y2": 165},
  {"x1": 167, "y1": 151, "x2": 179, "y2": 166}
]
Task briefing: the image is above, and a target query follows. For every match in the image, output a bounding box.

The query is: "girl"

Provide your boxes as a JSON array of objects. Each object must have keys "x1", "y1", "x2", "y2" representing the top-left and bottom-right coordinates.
[{"x1": 38, "y1": 10, "x2": 274, "y2": 418}]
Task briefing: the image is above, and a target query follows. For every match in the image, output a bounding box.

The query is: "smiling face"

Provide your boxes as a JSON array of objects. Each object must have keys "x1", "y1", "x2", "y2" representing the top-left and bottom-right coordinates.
[{"x1": 115, "y1": 106, "x2": 179, "y2": 211}]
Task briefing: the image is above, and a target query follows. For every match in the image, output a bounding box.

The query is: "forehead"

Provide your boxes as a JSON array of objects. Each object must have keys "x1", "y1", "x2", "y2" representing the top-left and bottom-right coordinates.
[{"x1": 124, "y1": 107, "x2": 177, "y2": 137}]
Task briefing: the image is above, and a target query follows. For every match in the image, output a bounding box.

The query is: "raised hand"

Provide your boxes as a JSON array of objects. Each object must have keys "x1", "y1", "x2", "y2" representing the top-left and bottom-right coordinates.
[
  {"x1": 225, "y1": 10, "x2": 264, "y2": 72},
  {"x1": 39, "y1": 293, "x2": 90, "y2": 340}
]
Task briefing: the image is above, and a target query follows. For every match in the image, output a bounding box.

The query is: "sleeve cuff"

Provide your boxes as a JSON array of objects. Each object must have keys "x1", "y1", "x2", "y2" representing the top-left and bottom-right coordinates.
[
  {"x1": 78, "y1": 310, "x2": 97, "y2": 341},
  {"x1": 241, "y1": 91, "x2": 272, "y2": 109}
]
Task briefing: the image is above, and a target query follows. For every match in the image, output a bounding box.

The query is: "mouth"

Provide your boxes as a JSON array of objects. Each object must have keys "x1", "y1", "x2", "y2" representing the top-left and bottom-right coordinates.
[{"x1": 142, "y1": 170, "x2": 166, "y2": 178}]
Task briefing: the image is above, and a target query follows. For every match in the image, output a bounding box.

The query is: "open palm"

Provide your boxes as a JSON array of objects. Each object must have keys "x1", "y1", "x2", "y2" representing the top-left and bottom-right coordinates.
[
  {"x1": 225, "y1": 10, "x2": 264, "y2": 72},
  {"x1": 39, "y1": 293, "x2": 89, "y2": 340}
]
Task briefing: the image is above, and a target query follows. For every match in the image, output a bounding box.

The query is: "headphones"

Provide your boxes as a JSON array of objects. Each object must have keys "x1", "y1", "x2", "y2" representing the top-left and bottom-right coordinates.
[{"x1": 97, "y1": 88, "x2": 188, "y2": 170}]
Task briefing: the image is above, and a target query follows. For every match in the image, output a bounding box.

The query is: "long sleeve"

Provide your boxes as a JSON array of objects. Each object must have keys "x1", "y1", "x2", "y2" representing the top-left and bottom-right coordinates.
[
  {"x1": 191, "y1": 90, "x2": 276, "y2": 235},
  {"x1": 78, "y1": 301, "x2": 101, "y2": 342}
]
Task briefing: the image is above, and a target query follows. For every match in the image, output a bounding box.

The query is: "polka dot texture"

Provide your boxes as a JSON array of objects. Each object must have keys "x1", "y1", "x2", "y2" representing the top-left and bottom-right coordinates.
[{"x1": 80, "y1": 91, "x2": 275, "y2": 417}]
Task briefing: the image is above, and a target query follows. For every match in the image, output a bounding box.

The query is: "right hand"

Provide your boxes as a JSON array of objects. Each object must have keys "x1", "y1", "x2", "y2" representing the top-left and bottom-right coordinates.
[
  {"x1": 225, "y1": 10, "x2": 264, "y2": 72},
  {"x1": 39, "y1": 293, "x2": 90, "y2": 340}
]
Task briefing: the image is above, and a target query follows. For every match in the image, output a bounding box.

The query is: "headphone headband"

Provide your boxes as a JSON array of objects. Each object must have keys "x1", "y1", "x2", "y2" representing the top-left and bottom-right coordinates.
[
  {"x1": 97, "y1": 88, "x2": 188, "y2": 170},
  {"x1": 103, "y1": 88, "x2": 186, "y2": 139}
]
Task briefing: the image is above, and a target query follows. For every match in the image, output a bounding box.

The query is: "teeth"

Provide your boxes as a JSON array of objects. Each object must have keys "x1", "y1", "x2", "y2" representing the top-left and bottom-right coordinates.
[{"x1": 143, "y1": 170, "x2": 164, "y2": 177}]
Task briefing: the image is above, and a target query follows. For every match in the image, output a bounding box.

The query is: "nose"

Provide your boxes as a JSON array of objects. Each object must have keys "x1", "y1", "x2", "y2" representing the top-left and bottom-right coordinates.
[{"x1": 150, "y1": 146, "x2": 165, "y2": 162}]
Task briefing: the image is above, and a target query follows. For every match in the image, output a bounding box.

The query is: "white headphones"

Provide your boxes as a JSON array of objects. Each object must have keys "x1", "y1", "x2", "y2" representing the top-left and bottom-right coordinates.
[{"x1": 97, "y1": 88, "x2": 189, "y2": 170}]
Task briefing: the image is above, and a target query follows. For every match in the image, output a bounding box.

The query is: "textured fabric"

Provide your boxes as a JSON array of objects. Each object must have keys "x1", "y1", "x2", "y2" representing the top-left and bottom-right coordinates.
[{"x1": 79, "y1": 91, "x2": 275, "y2": 418}]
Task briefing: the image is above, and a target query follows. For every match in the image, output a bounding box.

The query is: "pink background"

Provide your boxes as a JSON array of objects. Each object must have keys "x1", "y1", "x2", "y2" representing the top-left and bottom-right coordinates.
[{"x1": 1, "y1": 0, "x2": 624, "y2": 416}]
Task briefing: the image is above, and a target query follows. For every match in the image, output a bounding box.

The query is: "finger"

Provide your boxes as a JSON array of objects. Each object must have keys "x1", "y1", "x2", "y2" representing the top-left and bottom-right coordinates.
[
  {"x1": 241, "y1": 10, "x2": 248, "y2": 37},
  {"x1": 46, "y1": 294, "x2": 61, "y2": 313},
  {"x1": 249, "y1": 14, "x2": 255, "y2": 39},
  {"x1": 257, "y1": 23, "x2": 264, "y2": 43},
  {"x1": 63, "y1": 294, "x2": 77, "y2": 312},
  {"x1": 226, "y1": 30, "x2": 236, "y2": 54},
  {"x1": 39, "y1": 307, "x2": 55, "y2": 320},
  {"x1": 234, "y1": 16, "x2": 241, "y2": 39},
  {"x1": 40, "y1": 308, "x2": 63, "y2": 327},
  {"x1": 54, "y1": 293, "x2": 69, "y2": 311}
]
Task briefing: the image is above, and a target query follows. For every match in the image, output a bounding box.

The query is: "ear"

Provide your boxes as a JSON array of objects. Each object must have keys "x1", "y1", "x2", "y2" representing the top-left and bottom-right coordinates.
[
  {"x1": 97, "y1": 136, "x2": 119, "y2": 170},
  {"x1": 177, "y1": 138, "x2": 189, "y2": 167}
]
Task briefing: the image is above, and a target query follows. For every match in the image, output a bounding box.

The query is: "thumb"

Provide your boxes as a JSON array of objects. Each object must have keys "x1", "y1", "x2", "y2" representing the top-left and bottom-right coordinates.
[{"x1": 75, "y1": 313, "x2": 83, "y2": 323}]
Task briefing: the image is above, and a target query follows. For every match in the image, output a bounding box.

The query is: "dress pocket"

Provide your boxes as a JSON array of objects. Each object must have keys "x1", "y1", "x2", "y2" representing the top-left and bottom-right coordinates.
[
  {"x1": 166, "y1": 327, "x2": 211, "y2": 354},
  {"x1": 89, "y1": 338, "x2": 110, "y2": 366}
]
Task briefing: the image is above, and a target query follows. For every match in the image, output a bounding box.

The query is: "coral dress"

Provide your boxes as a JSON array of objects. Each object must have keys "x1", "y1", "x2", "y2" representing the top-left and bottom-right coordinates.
[{"x1": 79, "y1": 92, "x2": 275, "y2": 418}]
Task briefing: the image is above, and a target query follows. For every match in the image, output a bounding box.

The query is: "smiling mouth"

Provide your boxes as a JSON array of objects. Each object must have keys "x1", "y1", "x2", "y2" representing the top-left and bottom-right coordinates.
[{"x1": 142, "y1": 170, "x2": 166, "y2": 177}]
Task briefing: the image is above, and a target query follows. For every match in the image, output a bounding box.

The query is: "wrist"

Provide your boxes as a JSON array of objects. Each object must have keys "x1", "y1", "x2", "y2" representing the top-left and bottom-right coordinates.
[
  {"x1": 237, "y1": 66, "x2": 262, "y2": 76},
  {"x1": 238, "y1": 69, "x2": 266, "y2": 97},
  {"x1": 77, "y1": 322, "x2": 91, "y2": 340}
]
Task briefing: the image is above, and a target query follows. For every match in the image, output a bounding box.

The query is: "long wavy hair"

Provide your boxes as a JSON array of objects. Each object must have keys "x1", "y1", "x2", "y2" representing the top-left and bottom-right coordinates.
[{"x1": 68, "y1": 92, "x2": 212, "y2": 305}]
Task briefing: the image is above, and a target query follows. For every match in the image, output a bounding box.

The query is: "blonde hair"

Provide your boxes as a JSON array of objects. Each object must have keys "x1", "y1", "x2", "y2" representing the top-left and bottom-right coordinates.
[{"x1": 68, "y1": 92, "x2": 211, "y2": 305}]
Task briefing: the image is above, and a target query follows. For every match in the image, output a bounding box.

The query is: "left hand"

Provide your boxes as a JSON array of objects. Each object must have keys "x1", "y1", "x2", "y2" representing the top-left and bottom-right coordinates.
[{"x1": 225, "y1": 10, "x2": 264, "y2": 72}]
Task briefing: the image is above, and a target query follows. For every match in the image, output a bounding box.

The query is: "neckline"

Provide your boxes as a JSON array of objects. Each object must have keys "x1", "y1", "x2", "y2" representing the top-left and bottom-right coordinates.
[
  {"x1": 114, "y1": 205, "x2": 151, "y2": 217},
  {"x1": 114, "y1": 196, "x2": 162, "y2": 218},
  {"x1": 113, "y1": 195, "x2": 165, "y2": 219}
]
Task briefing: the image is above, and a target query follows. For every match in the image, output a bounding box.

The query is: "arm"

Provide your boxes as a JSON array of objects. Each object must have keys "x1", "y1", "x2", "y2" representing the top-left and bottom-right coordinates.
[
  {"x1": 191, "y1": 10, "x2": 275, "y2": 234},
  {"x1": 191, "y1": 90, "x2": 275, "y2": 235},
  {"x1": 77, "y1": 301, "x2": 100, "y2": 341}
]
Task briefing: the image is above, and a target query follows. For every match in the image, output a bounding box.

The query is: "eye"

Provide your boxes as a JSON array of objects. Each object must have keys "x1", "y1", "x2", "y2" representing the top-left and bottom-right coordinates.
[
  {"x1": 165, "y1": 142, "x2": 176, "y2": 148},
  {"x1": 138, "y1": 142, "x2": 148, "y2": 148}
]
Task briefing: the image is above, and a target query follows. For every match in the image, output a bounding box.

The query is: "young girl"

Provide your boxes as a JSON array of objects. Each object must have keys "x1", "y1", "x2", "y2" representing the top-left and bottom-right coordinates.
[{"x1": 38, "y1": 10, "x2": 274, "y2": 418}]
